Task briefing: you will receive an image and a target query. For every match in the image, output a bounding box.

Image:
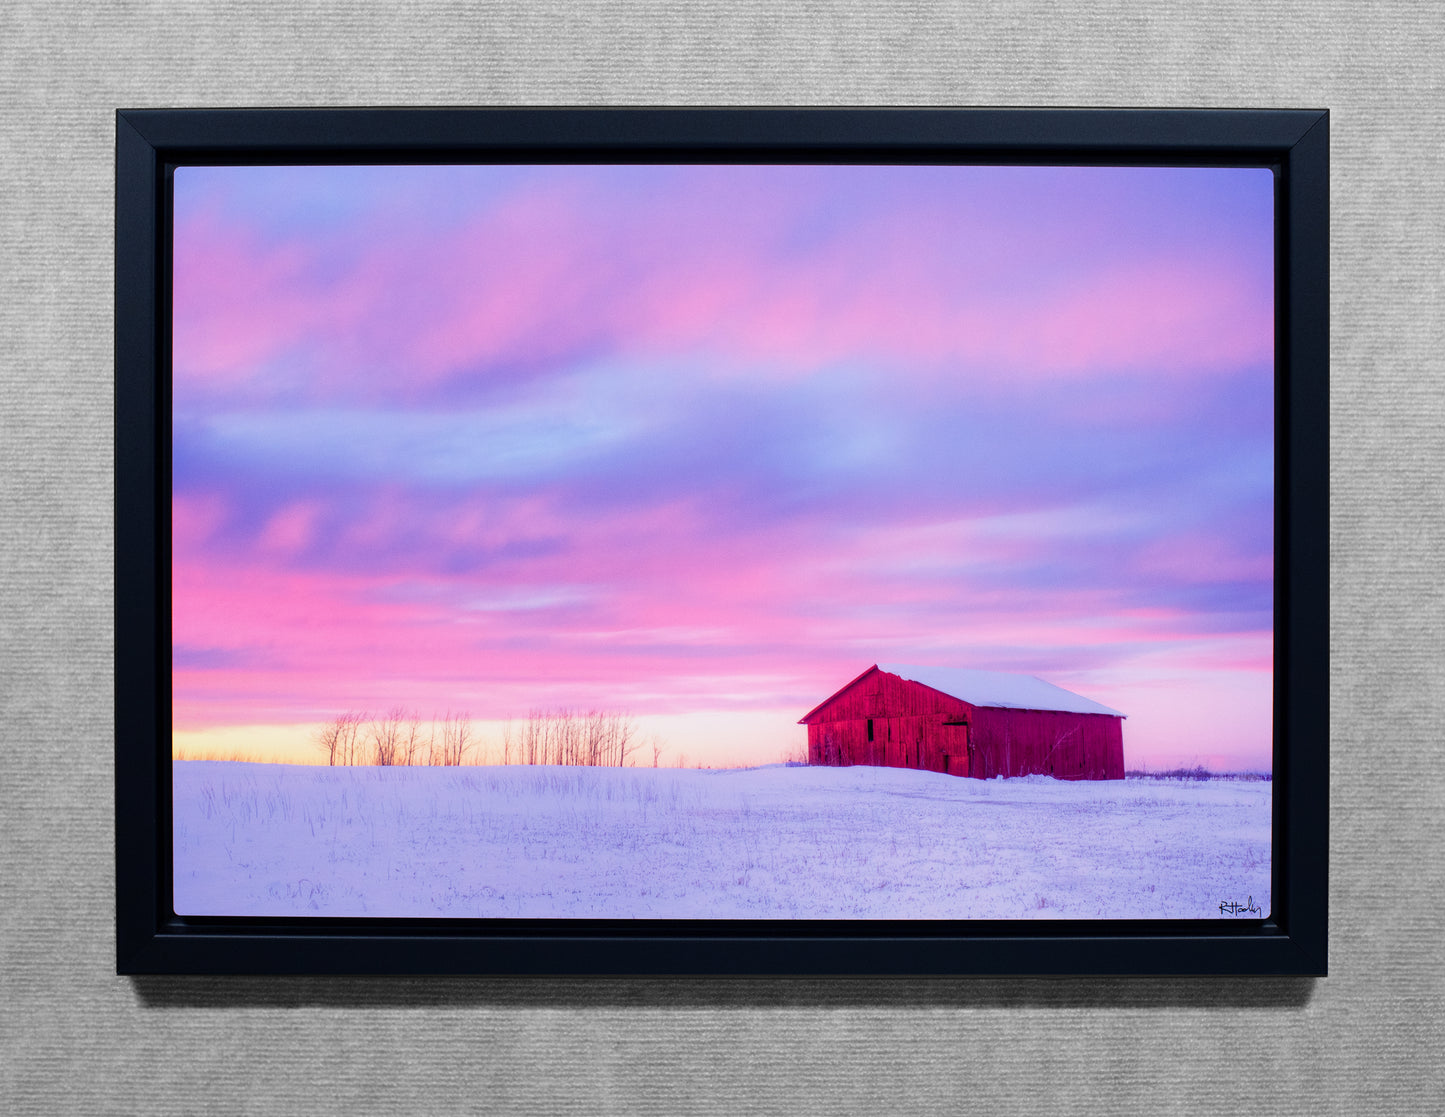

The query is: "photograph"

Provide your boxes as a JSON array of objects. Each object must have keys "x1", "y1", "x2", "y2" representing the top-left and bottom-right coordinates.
[{"x1": 168, "y1": 159, "x2": 1275, "y2": 922}]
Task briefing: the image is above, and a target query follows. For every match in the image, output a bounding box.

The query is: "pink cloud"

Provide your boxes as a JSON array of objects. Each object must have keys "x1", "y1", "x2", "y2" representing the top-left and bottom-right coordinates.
[
  {"x1": 172, "y1": 215, "x2": 353, "y2": 387},
  {"x1": 171, "y1": 494, "x2": 228, "y2": 551},
  {"x1": 1018, "y1": 258, "x2": 1272, "y2": 374},
  {"x1": 1134, "y1": 532, "x2": 1274, "y2": 584},
  {"x1": 174, "y1": 170, "x2": 1272, "y2": 406},
  {"x1": 256, "y1": 501, "x2": 324, "y2": 555}
]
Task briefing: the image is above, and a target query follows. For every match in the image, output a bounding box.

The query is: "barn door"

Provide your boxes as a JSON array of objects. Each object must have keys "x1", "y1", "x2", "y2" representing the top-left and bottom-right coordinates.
[
  {"x1": 942, "y1": 722, "x2": 972, "y2": 778},
  {"x1": 950, "y1": 723, "x2": 975, "y2": 778}
]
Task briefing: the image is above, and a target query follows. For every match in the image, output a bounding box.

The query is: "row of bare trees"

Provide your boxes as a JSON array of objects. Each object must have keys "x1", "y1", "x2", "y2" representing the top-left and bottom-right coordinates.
[
  {"x1": 501, "y1": 709, "x2": 641, "y2": 768},
  {"x1": 314, "y1": 708, "x2": 474, "y2": 767},
  {"x1": 314, "y1": 707, "x2": 651, "y2": 768}
]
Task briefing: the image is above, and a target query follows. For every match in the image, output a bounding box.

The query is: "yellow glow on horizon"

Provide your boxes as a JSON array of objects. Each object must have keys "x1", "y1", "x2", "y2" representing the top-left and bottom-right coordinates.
[
  {"x1": 172, "y1": 708, "x2": 810, "y2": 769},
  {"x1": 173, "y1": 724, "x2": 318, "y2": 764}
]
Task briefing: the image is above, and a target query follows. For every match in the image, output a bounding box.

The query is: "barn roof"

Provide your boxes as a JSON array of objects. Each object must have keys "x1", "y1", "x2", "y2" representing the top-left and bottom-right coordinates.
[{"x1": 877, "y1": 664, "x2": 1125, "y2": 717}]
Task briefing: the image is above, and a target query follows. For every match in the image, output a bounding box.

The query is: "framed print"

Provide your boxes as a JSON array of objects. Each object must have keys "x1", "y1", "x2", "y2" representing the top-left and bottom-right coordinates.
[{"x1": 116, "y1": 107, "x2": 1328, "y2": 974}]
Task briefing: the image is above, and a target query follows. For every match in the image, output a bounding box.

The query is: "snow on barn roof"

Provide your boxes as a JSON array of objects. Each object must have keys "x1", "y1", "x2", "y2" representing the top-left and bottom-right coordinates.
[{"x1": 876, "y1": 663, "x2": 1125, "y2": 717}]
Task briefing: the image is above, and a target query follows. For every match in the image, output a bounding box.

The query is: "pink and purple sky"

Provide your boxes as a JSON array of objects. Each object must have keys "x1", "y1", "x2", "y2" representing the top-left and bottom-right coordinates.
[{"x1": 171, "y1": 163, "x2": 1274, "y2": 770}]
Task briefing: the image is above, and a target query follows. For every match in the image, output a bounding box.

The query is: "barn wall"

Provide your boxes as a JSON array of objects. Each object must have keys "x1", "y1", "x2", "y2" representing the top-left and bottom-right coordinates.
[
  {"x1": 804, "y1": 669, "x2": 976, "y2": 770},
  {"x1": 968, "y1": 707, "x2": 1124, "y2": 780},
  {"x1": 807, "y1": 713, "x2": 974, "y2": 773}
]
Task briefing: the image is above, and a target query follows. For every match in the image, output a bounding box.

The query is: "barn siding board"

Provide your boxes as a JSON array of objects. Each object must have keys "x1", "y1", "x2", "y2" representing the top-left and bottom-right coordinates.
[{"x1": 802, "y1": 666, "x2": 1124, "y2": 780}]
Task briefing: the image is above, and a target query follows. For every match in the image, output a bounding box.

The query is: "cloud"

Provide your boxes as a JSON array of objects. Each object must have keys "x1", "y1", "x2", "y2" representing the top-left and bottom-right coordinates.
[{"x1": 173, "y1": 164, "x2": 1274, "y2": 408}]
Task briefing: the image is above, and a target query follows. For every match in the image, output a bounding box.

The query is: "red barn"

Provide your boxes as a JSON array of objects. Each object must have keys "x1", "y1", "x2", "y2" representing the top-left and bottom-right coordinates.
[{"x1": 799, "y1": 664, "x2": 1125, "y2": 780}]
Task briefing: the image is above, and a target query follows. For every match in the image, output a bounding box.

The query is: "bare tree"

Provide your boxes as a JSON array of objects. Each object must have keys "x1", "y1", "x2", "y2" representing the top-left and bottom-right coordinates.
[
  {"x1": 435, "y1": 711, "x2": 474, "y2": 766},
  {"x1": 335, "y1": 710, "x2": 366, "y2": 766},
  {"x1": 431, "y1": 712, "x2": 447, "y2": 765},
  {"x1": 369, "y1": 706, "x2": 406, "y2": 766},
  {"x1": 402, "y1": 710, "x2": 425, "y2": 766},
  {"x1": 520, "y1": 709, "x2": 540, "y2": 765},
  {"x1": 650, "y1": 734, "x2": 665, "y2": 768},
  {"x1": 314, "y1": 713, "x2": 345, "y2": 766},
  {"x1": 454, "y1": 713, "x2": 473, "y2": 765},
  {"x1": 612, "y1": 712, "x2": 640, "y2": 767}
]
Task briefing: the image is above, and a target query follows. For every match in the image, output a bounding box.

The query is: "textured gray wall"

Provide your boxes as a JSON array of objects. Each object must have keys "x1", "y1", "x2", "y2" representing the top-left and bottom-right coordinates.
[{"x1": 2, "y1": 2, "x2": 1441, "y2": 1113}]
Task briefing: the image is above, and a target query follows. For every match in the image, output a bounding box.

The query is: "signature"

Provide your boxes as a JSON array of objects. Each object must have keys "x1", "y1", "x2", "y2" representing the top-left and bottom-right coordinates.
[{"x1": 1219, "y1": 896, "x2": 1263, "y2": 916}]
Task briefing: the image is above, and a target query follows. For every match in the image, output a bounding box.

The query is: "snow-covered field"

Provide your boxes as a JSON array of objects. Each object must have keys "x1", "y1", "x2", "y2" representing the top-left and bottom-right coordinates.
[{"x1": 173, "y1": 761, "x2": 1271, "y2": 920}]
